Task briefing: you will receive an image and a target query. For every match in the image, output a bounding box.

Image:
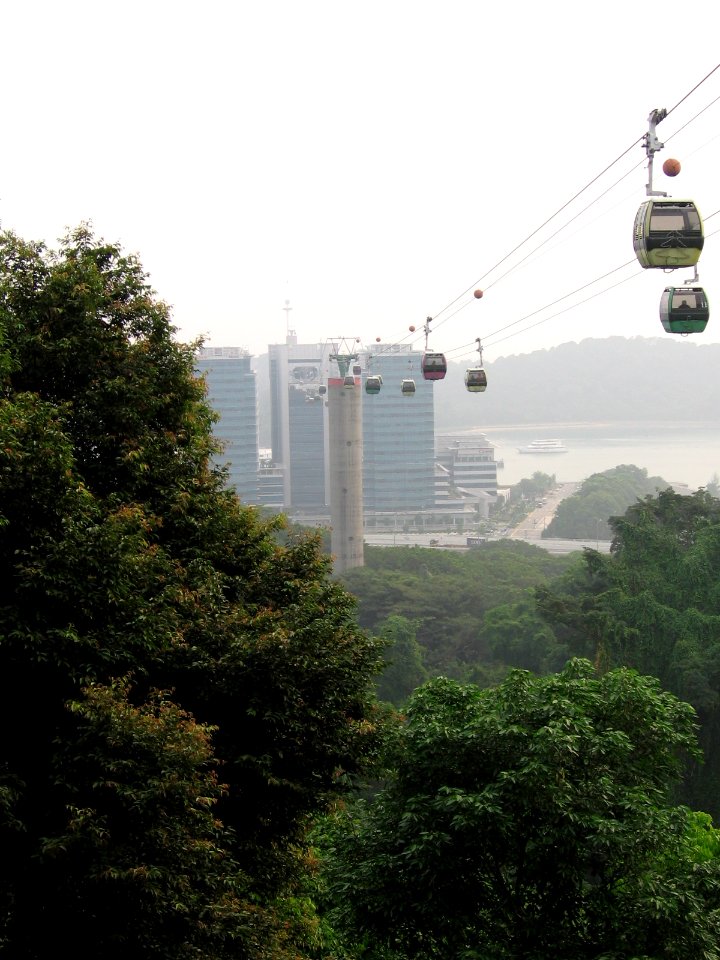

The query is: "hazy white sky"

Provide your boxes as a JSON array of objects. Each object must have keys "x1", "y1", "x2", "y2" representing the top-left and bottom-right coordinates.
[{"x1": 3, "y1": 0, "x2": 720, "y2": 365}]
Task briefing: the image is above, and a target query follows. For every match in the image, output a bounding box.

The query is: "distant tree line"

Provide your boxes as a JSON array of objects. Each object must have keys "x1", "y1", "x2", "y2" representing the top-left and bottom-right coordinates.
[
  {"x1": 434, "y1": 337, "x2": 720, "y2": 429},
  {"x1": 544, "y1": 463, "x2": 669, "y2": 540}
]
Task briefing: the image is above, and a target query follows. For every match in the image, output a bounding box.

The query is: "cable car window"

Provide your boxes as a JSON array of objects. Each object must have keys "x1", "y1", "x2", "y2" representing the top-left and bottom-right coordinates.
[
  {"x1": 649, "y1": 211, "x2": 686, "y2": 231},
  {"x1": 649, "y1": 208, "x2": 702, "y2": 234}
]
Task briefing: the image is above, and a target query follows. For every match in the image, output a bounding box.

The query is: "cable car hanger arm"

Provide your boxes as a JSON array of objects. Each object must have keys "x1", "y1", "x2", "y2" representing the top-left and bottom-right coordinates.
[{"x1": 644, "y1": 107, "x2": 668, "y2": 198}]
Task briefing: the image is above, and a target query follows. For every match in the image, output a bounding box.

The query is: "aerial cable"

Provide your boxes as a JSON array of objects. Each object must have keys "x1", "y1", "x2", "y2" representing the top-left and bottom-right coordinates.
[
  {"x1": 480, "y1": 226, "x2": 718, "y2": 354},
  {"x1": 377, "y1": 66, "x2": 720, "y2": 356},
  {"x1": 438, "y1": 260, "x2": 637, "y2": 361},
  {"x1": 428, "y1": 63, "x2": 720, "y2": 328},
  {"x1": 481, "y1": 259, "x2": 638, "y2": 343},
  {"x1": 665, "y1": 62, "x2": 720, "y2": 119},
  {"x1": 430, "y1": 142, "x2": 644, "y2": 325},
  {"x1": 484, "y1": 270, "x2": 642, "y2": 351},
  {"x1": 438, "y1": 206, "x2": 720, "y2": 361},
  {"x1": 438, "y1": 114, "x2": 718, "y2": 323},
  {"x1": 485, "y1": 230, "x2": 717, "y2": 352}
]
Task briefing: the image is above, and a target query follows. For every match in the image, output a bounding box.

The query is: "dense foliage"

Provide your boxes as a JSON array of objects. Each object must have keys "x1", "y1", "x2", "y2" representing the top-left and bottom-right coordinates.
[
  {"x1": 374, "y1": 615, "x2": 429, "y2": 707},
  {"x1": 343, "y1": 540, "x2": 574, "y2": 682},
  {"x1": 0, "y1": 226, "x2": 385, "y2": 957},
  {"x1": 342, "y1": 541, "x2": 574, "y2": 673},
  {"x1": 543, "y1": 464, "x2": 670, "y2": 540},
  {"x1": 321, "y1": 661, "x2": 720, "y2": 960},
  {"x1": 537, "y1": 488, "x2": 720, "y2": 815}
]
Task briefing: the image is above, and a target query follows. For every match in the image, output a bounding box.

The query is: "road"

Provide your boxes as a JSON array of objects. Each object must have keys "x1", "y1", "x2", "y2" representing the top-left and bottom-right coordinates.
[
  {"x1": 508, "y1": 481, "x2": 578, "y2": 541},
  {"x1": 363, "y1": 482, "x2": 613, "y2": 555}
]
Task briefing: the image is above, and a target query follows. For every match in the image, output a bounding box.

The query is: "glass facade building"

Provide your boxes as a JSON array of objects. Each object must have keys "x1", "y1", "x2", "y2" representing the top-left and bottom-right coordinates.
[
  {"x1": 435, "y1": 435, "x2": 499, "y2": 497},
  {"x1": 361, "y1": 346, "x2": 435, "y2": 512},
  {"x1": 196, "y1": 347, "x2": 259, "y2": 503},
  {"x1": 268, "y1": 337, "x2": 328, "y2": 510}
]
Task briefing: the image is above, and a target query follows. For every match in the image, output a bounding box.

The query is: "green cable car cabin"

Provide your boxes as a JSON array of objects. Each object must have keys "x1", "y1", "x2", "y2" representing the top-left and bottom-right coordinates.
[
  {"x1": 659, "y1": 286, "x2": 709, "y2": 334},
  {"x1": 401, "y1": 378, "x2": 416, "y2": 396},
  {"x1": 465, "y1": 368, "x2": 487, "y2": 393},
  {"x1": 365, "y1": 374, "x2": 382, "y2": 394},
  {"x1": 633, "y1": 199, "x2": 704, "y2": 269}
]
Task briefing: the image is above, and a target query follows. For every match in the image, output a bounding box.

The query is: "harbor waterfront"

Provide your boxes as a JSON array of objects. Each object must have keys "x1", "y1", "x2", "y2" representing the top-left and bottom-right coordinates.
[{"x1": 469, "y1": 421, "x2": 720, "y2": 492}]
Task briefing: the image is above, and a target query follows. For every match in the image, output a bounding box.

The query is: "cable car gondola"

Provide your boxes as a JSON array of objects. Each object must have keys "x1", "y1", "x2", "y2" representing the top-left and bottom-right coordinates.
[
  {"x1": 465, "y1": 368, "x2": 487, "y2": 393},
  {"x1": 421, "y1": 351, "x2": 447, "y2": 381},
  {"x1": 343, "y1": 375, "x2": 355, "y2": 388},
  {"x1": 419, "y1": 316, "x2": 447, "y2": 381},
  {"x1": 465, "y1": 337, "x2": 487, "y2": 393},
  {"x1": 401, "y1": 378, "x2": 416, "y2": 397},
  {"x1": 365, "y1": 374, "x2": 382, "y2": 395},
  {"x1": 633, "y1": 199, "x2": 704, "y2": 269},
  {"x1": 659, "y1": 286, "x2": 709, "y2": 334}
]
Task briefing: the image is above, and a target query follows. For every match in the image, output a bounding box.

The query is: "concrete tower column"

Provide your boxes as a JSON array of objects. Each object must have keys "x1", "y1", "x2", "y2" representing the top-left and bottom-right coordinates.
[{"x1": 328, "y1": 372, "x2": 364, "y2": 573}]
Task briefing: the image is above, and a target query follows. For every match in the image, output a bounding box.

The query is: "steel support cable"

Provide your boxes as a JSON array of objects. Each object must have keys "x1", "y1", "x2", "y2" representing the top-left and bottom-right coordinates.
[
  {"x1": 429, "y1": 63, "x2": 720, "y2": 327},
  {"x1": 437, "y1": 124, "x2": 718, "y2": 346},
  {"x1": 483, "y1": 270, "x2": 641, "y2": 351},
  {"x1": 373, "y1": 70, "x2": 720, "y2": 358},
  {"x1": 481, "y1": 225, "x2": 720, "y2": 353},
  {"x1": 440, "y1": 207, "x2": 720, "y2": 359},
  {"x1": 429, "y1": 141, "x2": 643, "y2": 324}
]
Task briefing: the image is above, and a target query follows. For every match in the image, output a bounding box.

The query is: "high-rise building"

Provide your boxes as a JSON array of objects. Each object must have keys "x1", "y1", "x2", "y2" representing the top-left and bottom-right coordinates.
[
  {"x1": 361, "y1": 345, "x2": 435, "y2": 512},
  {"x1": 435, "y1": 434, "x2": 499, "y2": 517},
  {"x1": 196, "y1": 347, "x2": 259, "y2": 503},
  {"x1": 268, "y1": 334, "x2": 329, "y2": 510}
]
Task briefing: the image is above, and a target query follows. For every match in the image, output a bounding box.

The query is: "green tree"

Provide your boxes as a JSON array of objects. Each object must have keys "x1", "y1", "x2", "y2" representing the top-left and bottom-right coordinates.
[
  {"x1": 343, "y1": 542, "x2": 573, "y2": 671},
  {"x1": 375, "y1": 615, "x2": 429, "y2": 706},
  {"x1": 536, "y1": 488, "x2": 720, "y2": 813},
  {"x1": 515, "y1": 470, "x2": 556, "y2": 500},
  {"x1": 544, "y1": 464, "x2": 669, "y2": 540},
  {"x1": 321, "y1": 662, "x2": 720, "y2": 960},
  {"x1": 0, "y1": 226, "x2": 384, "y2": 957},
  {"x1": 481, "y1": 595, "x2": 570, "y2": 673}
]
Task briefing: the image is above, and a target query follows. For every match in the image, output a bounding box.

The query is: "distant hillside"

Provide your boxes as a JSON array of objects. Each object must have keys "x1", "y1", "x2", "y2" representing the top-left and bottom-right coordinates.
[
  {"x1": 434, "y1": 336, "x2": 720, "y2": 430},
  {"x1": 249, "y1": 337, "x2": 720, "y2": 446}
]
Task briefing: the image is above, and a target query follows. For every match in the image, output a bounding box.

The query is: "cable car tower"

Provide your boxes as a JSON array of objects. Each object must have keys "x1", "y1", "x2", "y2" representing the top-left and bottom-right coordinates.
[{"x1": 327, "y1": 338, "x2": 364, "y2": 572}]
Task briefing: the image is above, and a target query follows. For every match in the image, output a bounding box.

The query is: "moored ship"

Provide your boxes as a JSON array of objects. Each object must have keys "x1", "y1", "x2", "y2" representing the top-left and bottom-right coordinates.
[{"x1": 517, "y1": 438, "x2": 569, "y2": 454}]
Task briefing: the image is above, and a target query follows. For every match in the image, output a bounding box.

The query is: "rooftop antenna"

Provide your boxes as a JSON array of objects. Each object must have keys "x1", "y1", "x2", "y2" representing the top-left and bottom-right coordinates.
[{"x1": 283, "y1": 299, "x2": 297, "y2": 345}]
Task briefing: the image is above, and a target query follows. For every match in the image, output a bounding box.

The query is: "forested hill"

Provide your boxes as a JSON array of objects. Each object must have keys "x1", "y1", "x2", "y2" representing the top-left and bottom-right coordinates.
[{"x1": 435, "y1": 336, "x2": 720, "y2": 430}]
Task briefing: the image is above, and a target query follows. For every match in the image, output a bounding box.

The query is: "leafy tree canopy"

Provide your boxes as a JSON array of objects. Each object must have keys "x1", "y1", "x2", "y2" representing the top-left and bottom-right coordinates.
[
  {"x1": 537, "y1": 487, "x2": 720, "y2": 815},
  {"x1": 343, "y1": 541, "x2": 573, "y2": 671},
  {"x1": 374, "y1": 615, "x2": 429, "y2": 706},
  {"x1": 0, "y1": 226, "x2": 385, "y2": 957},
  {"x1": 544, "y1": 464, "x2": 670, "y2": 540},
  {"x1": 321, "y1": 661, "x2": 720, "y2": 960}
]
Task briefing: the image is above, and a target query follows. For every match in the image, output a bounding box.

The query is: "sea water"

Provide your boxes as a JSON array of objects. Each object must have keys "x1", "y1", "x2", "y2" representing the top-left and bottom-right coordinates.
[{"x1": 470, "y1": 421, "x2": 720, "y2": 491}]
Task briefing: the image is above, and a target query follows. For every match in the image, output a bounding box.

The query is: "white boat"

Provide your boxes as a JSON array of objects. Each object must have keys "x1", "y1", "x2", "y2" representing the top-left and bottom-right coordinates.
[{"x1": 517, "y1": 438, "x2": 569, "y2": 454}]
